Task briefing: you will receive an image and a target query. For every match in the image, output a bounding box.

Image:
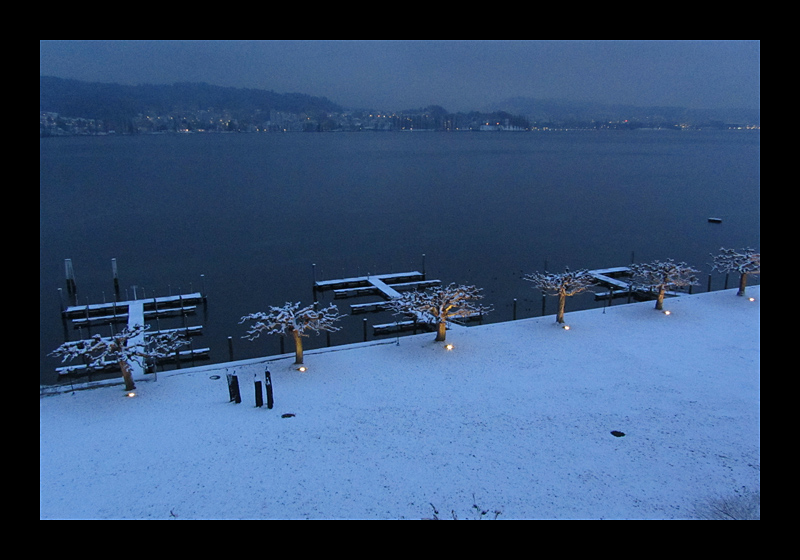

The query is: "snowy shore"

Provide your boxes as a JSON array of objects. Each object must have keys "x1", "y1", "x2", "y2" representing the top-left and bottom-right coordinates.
[{"x1": 40, "y1": 286, "x2": 760, "y2": 520}]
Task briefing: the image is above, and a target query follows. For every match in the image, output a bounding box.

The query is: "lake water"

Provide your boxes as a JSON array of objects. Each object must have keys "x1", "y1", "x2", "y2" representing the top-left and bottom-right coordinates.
[{"x1": 40, "y1": 130, "x2": 760, "y2": 385}]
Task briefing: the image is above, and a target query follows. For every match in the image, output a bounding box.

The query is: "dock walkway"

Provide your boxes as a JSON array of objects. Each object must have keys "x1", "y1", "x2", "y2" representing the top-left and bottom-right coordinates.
[
  {"x1": 587, "y1": 266, "x2": 688, "y2": 301},
  {"x1": 62, "y1": 292, "x2": 205, "y2": 327}
]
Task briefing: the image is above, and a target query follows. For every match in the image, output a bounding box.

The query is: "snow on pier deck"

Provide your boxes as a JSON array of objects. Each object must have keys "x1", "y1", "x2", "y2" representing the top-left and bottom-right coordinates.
[
  {"x1": 588, "y1": 267, "x2": 688, "y2": 301},
  {"x1": 315, "y1": 272, "x2": 440, "y2": 303},
  {"x1": 314, "y1": 271, "x2": 444, "y2": 335},
  {"x1": 62, "y1": 292, "x2": 205, "y2": 326}
]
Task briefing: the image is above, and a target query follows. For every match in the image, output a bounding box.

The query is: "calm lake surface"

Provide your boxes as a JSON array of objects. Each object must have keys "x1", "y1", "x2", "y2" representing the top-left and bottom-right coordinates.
[{"x1": 40, "y1": 130, "x2": 760, "y2": 385}]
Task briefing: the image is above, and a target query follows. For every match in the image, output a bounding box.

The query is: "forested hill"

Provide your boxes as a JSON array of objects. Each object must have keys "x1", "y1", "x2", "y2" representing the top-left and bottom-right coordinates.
[{"x1": 40, "y1": 76, "x2": 343, "y2": 127}]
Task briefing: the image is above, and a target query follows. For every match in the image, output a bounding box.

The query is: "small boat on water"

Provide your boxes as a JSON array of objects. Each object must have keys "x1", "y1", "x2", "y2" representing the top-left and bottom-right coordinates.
[{"x1": 707, "y1": 217, "x2": 723, "y2": 224}]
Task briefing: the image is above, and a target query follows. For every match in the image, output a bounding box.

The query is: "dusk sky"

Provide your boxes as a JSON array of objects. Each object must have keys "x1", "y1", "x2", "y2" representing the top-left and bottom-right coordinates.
[{"x1": 40, "y1": 40, "x2": 760, "y2": 113}]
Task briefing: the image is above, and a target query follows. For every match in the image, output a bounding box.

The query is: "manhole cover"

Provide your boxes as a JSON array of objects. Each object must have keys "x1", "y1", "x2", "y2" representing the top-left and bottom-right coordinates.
[{"x1": 610, "y1": 430, "x2": 625, "y2": 437}]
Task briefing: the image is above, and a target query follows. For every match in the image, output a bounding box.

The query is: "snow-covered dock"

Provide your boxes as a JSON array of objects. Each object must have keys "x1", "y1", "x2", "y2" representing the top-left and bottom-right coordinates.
[
  {"x1": 588, "y1": 266, "x2": 688, "y2": 301},
  {"x1": 313, "y1": 271, "x2": 444, "y2": 336},
  {"x1": 62, "y1": 292, "x2": 206, "y2": 326},
  {"x1": 314, "y1": 271, "x2": 440, "y2": 301}
]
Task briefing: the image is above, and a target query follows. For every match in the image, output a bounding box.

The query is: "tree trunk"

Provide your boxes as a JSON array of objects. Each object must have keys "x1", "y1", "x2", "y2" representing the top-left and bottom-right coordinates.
[
  {"x1": 119, "y1": 360, "x2": 136, "y2": 391},
  {"x1": 655, "y1": 287, "x2": 666, "y2": 310},
  {"x1": 435, "y1": 320, "x2": 447, "y2": 342},
  {"x1": 292, "y1": 329, "x2": 304, "y2": 364},
  {"x1": 556, "y1": 294, "x2": 566, "y2": 324},
  {"x1": 737, "y1": 273, "x2": 748, "y2": 296}
]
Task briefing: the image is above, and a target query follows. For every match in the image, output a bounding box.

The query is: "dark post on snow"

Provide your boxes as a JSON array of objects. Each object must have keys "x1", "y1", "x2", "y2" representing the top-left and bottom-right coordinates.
[
  {"x1": 254, "y1": 379, "x2": 264, "y2": 408},
  {"x1": 227, "y1": 373, "x2": 241, "y2": 404},
  {"x1": 264, "y1": 369, "x2": 274, "y2": 409}
]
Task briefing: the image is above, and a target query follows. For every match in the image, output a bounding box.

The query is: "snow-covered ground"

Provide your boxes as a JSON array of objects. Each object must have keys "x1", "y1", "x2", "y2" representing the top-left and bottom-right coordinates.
[{"x1": 40, "y1": 286, "x2": 760, "y2": 520}]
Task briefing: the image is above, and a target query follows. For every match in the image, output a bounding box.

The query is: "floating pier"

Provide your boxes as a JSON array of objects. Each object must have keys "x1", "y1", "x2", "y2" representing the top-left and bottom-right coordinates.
[
  {"x1": 55, "y1": 259, "x2": 208, "y2": 379},
  {"x1": 62, "y1": 293, "x2": 205, "y2": 327},
  {"x1": 314, "y1": 270, "x2": 443, "y2": 336},
  {"x1": 588, "y1": 266, "x2": 689, "y2": 301}
]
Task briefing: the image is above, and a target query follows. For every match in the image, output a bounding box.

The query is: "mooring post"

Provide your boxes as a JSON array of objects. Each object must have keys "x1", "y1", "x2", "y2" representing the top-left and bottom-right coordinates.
[
  {"x1": 228, "y1": 336, "x2": 234, "y2": 361},
  {"x1": 111, "y1": 258, "x2": 120, "y2": 298},
  {"x1": 65, "y1": 259, "x2": 77, "y2": 305},
  {"x1": 707, "y1": 273, "x2": 712, "y2": 292},
  {"x1": 513, "y1": 298, "x2": 517, "y2": 320},
  {"x1": 363, "y1": 318, "x2": 368, "y2": 342}
]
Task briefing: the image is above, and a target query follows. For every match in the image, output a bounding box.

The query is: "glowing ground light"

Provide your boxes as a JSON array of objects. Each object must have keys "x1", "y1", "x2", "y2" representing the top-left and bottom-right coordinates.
[
  {"x1": 562, "y1": 325, "x2": 570, "y2": 330},
  {"x1": 749, "y1": 297, "x2": 756, "y2": 302},
  {"x1": 663, "y1": 310, "x2": 671, "y2": 315},
  {"x1": 297, "y1": 366, "x2": 307, "y2": 372},
  {"x1": 445, "y1": 344, "x2": 454, "y2": 351},
  {"x1": 126, "y1": 392, "x2": 136, "y2": 398}
]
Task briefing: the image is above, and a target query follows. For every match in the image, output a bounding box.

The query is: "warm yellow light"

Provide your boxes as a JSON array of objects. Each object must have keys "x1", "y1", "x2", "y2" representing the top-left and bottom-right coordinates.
[
  {"x1": 663, "y1": 310, "x2": 671, "y2": 315},
  {"x1": 297, "y1": 366, "x2": 307, "y2": 372},
  {"x1": 126, "y1": 392, "x2": 136, "y2": 398},
  {"x1": 445, "y1": 344, "x2": 454, "y2": 351},
  {"x1": 749, "y1": 297, "x2": 755, "y2": 302},
  {"x1": 562, "y1": 325, "x2": 570, "y2": 330}
]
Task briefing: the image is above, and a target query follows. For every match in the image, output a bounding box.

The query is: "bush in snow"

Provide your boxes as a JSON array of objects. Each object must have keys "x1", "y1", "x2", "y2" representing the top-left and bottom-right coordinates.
[
  {"x1": 524, "y1": 269, "x2": 596, "y2": 324},
  {"x1": 388, "y1": 283, "x2": 491, "y2": 342},
  {"x1": 49, "y1": 325, "x2": 189, "y2": 391},
  {"x1": 629, "y1": 259, "x2": 699, "y2": 310},
  {"x1": 711, "y1": 247, "x2": 760, "y2": 296},
  {"x1": 240, "y1": 302, "x2": 344, "y2": 365}
]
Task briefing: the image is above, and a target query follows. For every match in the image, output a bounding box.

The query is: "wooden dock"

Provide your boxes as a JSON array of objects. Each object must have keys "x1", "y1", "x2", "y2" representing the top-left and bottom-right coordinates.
[
  {"x1": 314, "y1": 272, "x2": 440, "y2": 307},
  {"x1": 54, "y1": 259, "x2": 210, "y2": 380},
  {"x1": 588, "y1": 267, "x2": 689, "y2": 301},
  {"x1": 62, "y1": 292, "x2": 205, "y2": 327},
  {"x1": 314, "y1": 271, "x2": 444, "y2": 336}
]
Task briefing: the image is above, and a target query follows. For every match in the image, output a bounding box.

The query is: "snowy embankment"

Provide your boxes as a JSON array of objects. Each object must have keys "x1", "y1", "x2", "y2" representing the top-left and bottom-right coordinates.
[{"x1": 40, "y1": 287, "x2": 760, "y2": 520}]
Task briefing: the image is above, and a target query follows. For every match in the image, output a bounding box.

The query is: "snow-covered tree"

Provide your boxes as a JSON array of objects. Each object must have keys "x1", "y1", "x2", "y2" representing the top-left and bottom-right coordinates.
[
  {"x1": 524, "y1": 269, "x2": 596, "y2": 324},
  {"x1": 629, "y1": 259, "x2": 699, "y2": 310},
  {"x1": 240, "y1": 302, "x2": 344, "y2": 364},
  {"x1": 388, "y1": 283, "x2": 491, "y2": 342},
  {"x1": 711, "y1": 247, "x2": 760, "y2": 296},
  {"x1": 49, "y1": 325, "x2": 189, "y2": 391}
]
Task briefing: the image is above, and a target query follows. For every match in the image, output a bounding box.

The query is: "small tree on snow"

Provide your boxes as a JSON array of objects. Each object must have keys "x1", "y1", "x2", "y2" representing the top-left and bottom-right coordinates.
[
  {"x1": 240, "y1": 302, "x2": 344, "y2": 364},
  {"x1": 629, "y1": 259, "x2": 699, "y2": 310},
  {"x1": 388, "y1": 283, "x2": 492, "y2": 342},
  {"x1": 50, "y1": 325, "x2": 189, "y2": 391},
  {"x1": 711, "y1": 247, "x2": 760, "y2": 296},
  {"x1": 524, "y1": 269, "x2": 596, "y2": 324}
]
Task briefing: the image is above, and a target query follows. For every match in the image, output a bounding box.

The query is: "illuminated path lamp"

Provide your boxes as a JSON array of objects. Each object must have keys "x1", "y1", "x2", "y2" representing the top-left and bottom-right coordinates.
[{"x1": 445, "y1": 344, "x2": 454, "y2": 351}]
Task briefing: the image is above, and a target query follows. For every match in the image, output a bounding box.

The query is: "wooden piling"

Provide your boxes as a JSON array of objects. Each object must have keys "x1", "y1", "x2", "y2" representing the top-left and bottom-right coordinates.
[
  {"x1": 64, "y1": 259, "x2": 77, "y2": 304},
  {"x1": 112, "y1": 258, "x2": 120, "y2": 298}
]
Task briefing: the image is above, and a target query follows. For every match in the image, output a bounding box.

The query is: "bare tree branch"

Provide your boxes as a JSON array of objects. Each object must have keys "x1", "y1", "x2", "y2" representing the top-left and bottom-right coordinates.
[{"x1": 388, "y1": 283, "x2": 491, "y2": 341}]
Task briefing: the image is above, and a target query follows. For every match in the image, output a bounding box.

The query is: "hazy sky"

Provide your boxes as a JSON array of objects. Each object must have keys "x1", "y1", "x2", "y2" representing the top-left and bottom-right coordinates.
[{"x1": 40, "y1": 40, "x2": 760, "y2": 112}]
